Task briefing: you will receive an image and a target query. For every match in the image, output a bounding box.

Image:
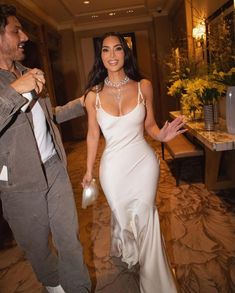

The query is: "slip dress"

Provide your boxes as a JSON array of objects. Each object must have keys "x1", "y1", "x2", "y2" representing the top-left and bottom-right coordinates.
[{"x1": 96, "y1": 82, "x2": 178, "y2": 293}]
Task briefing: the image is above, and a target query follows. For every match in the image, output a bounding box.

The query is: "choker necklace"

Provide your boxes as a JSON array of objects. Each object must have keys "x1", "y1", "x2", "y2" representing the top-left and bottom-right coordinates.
[
  {"x1": 104, "y1": 76, "x2": 130, "y2": 102},
  {"x1": 104, "y1": 75, "x2": 130, "y2": 88}
]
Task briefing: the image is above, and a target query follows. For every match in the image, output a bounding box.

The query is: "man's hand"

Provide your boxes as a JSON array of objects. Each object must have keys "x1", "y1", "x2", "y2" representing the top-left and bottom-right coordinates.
[{"x1": 10, "y1": 68, "x2": 45, "y2": 94}]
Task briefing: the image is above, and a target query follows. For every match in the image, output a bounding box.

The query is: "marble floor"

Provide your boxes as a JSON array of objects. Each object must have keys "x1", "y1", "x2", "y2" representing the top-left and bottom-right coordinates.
[{"x1": 0, "y1": 137, "x2": 235, "y2": 293}]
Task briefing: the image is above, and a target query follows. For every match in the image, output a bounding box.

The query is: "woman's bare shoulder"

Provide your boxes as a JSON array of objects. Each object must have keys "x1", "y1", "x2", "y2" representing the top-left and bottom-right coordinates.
[
  {"x1": 140, "y1": 78, "x2": 152, "y2": 87},
  {"x1": 86, "y1": 90, "x2": 96, "y2": 99},
  {"x1": 85, "y1": 90, "x2": 97, "y2": 108},
  {"x1": 139, "y1": 79, "x2": 153, "y2": 95}
]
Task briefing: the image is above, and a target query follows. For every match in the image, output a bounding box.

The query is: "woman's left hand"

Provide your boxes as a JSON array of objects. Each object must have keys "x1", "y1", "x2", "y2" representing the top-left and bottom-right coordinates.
[{"x1": 157, "y1": 116, "x2": 187, "y2": 142}]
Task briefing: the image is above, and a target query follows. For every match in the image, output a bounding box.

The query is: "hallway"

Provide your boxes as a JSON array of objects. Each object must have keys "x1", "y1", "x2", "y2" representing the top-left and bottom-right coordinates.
[{"x1": 0, "y1": 137, "x2": 235, "y2": 293}]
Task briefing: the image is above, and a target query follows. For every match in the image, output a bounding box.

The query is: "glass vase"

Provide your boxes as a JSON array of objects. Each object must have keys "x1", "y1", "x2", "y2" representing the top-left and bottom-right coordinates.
[
  {"x1": 226, "y1": 86, "x2": 235, "y2": 134},
  {"x1": 203, "y1": 104, "x2": 214, "y2": 131}
]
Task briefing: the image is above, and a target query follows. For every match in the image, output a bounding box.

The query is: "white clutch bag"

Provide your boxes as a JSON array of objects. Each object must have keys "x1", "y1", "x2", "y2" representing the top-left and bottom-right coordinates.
[{"x1": 82, "y1": 179, "x2": 99, "y2": 209}]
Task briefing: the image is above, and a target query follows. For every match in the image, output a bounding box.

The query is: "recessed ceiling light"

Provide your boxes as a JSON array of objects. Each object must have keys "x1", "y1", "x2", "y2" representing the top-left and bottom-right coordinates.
[
  {"x1": 108, "y1": 12, "x2": 116, "y2": 16},
  {"x1": 83, "y1": 0, "x2": 90, "y2": 4},
  {"x1": 92, "y1": 15, "x2": 98, "y2": 18},
  {"x1": 126, "y1": 10, "x2": 134, "y2": 13}
]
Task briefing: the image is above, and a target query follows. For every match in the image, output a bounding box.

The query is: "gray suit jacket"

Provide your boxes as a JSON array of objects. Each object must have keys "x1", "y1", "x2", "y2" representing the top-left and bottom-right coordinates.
[{"x1": 0, "y1": 62, "x2": 85, "y2": 193}]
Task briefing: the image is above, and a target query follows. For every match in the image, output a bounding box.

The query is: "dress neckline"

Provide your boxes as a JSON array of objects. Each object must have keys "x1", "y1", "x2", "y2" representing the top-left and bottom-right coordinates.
[
  {"x1": 96, "y1": 81, "x2": 145, "y2": 118},
  {"x1": 98, "y1": 102, "x2": 142, "y2": 119}
]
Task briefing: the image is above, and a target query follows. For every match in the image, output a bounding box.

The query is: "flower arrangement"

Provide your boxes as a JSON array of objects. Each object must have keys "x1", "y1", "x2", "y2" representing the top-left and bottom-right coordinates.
[
  {"x1": 167, "y1": 79, "x2": 188, "y2": 99},
  {"x1": 187, "y1": 77, "x2": 225, "y2": 105},
  {"x1": 165, "y1": 45, "x2": 228, "y2": 118},
  {"x1": 168, "y1": 76, "x2": 225, "y2": 118},
  {"x1": 212, "y1": 67, "x2": 235, "y2": 86}
]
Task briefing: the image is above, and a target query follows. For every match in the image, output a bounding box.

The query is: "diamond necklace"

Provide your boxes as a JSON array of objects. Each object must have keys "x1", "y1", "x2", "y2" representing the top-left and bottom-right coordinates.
[
  {"x1": 104, "y1": 75, "x2": 130, "y2": 88},
  {"x1": 104, "y1": 76, "x2": 130, "y2": 101}
]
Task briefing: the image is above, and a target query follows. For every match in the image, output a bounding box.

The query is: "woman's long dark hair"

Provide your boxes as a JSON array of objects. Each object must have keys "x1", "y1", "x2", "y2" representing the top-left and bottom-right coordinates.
[{"x1": 84, "y1": 32, "x2": 143, "y2": 97}]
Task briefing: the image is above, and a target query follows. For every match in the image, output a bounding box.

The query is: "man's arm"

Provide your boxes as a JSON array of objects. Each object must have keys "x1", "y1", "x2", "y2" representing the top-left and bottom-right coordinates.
[
  {"x1": 54, "y1": 97, "x2": 85, "y2": 124},
  {"x1": 0, "y1": 68, "x2": 46, "y2": 133},
  {"x1": 0, "y1": 85, "x2": 26, "y2": 133}
]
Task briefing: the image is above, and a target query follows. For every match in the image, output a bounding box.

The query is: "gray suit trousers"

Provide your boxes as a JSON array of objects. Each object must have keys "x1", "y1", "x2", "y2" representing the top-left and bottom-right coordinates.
[{"x1": 1, "y1": 155, "x2": 91, "y2": 293}]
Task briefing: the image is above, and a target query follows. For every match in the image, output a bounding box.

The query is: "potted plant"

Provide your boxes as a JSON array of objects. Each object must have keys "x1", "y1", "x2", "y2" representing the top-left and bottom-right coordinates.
[
  {"x1": 182, "y1": 77, "x2": 224, "y2": 130},
  {"x1": 194, "y1": 78, "x2": 223, "y2": 130}
]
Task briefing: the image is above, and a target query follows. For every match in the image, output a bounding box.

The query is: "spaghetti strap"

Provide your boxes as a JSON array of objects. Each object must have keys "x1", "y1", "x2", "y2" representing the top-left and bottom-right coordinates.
[
  {"x1": 95, "y1": 87, "x2": 101, "y2": 110},
  {"x1": 138, "y1": 82, "x2": 145, "y2": 105}
]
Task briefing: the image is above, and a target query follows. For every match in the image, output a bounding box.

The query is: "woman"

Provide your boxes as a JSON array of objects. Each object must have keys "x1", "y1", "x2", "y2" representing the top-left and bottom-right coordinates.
[{"x1": 82, "y1": 32, "x2": 184, "y2": 292}]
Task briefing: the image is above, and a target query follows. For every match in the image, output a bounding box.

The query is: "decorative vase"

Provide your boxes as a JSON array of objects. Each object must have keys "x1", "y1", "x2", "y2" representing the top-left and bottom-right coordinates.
[
  {"x1": 213, "y1": 101, "x2": 219, "y2": 124},
  {"x1": 226, "y1": 86, "x2": 235, "y2": 134},
  {"x1": 203, "y1": 104, "x2": 214, "y2": 131}
]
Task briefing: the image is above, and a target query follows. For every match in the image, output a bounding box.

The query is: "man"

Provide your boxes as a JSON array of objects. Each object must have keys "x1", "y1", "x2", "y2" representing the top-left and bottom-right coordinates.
[
  {"x1": 0, "y1": 201, "x2": 13, "y2": 249},
  {"x1": 0, "y1": 4, "x2": 91, "y2": 293}
]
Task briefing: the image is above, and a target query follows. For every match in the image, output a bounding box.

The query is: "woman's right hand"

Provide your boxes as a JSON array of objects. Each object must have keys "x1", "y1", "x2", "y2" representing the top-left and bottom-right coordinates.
[{"x1": 82, "y1": 172, "x2": 93, "y2": 188}]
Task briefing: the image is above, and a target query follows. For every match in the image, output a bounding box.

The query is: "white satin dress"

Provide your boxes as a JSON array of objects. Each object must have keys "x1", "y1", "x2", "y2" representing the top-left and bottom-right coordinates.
[{"x1": 96, "y1": 82, "x2": 178, "y2": 293}]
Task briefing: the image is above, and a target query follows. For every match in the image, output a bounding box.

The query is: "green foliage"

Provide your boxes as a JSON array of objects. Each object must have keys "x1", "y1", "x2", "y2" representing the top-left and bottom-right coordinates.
[
  {"x1": 212, "y1": 68, "x2": 235, "y2": 86},
  {"x1": 196, "y1": 87, "x2": 220, "y2": 105}
]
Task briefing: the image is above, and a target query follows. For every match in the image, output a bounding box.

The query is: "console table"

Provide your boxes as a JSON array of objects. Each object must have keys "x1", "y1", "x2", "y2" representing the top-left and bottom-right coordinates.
[{"x1": 170, "y1": 111, "x2": 235, "y2": 190}]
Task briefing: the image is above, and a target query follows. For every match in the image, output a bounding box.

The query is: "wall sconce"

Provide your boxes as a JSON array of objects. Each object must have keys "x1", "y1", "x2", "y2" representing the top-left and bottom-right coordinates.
[{"x1": 192, "y1": 22, "x2": 206, "y2": 48}]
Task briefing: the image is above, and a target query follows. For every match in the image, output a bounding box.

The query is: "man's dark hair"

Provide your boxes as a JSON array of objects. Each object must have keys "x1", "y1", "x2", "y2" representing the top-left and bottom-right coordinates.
[{"x1": 0, "y1": 4, "x2": 16, "y2": 31}]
